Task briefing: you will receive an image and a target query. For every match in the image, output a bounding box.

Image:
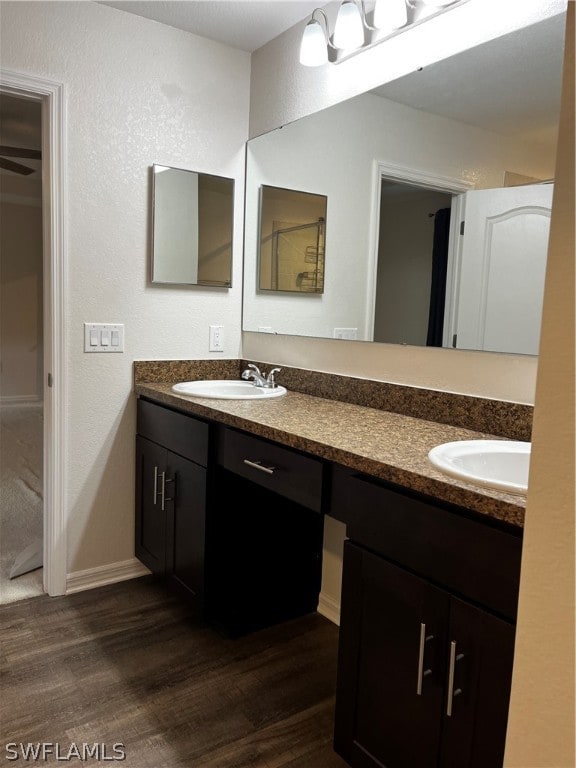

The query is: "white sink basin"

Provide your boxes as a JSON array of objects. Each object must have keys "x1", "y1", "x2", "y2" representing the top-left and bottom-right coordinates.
[
  {"x1": 428, "y1": 440, "x2": 531, "y2": 496},
  {"x1": 171, "y1": 380, "x2": 287, "y2": 400}
]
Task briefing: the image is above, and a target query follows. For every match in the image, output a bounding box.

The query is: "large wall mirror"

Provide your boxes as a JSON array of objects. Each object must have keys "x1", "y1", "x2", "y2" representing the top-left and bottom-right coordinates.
[
  {"x1": 243, "y1": 14, "x2": 565, "y2": 354},
  {"x1": 152, "y1": 164, "x2": 234, "y2": 287}
]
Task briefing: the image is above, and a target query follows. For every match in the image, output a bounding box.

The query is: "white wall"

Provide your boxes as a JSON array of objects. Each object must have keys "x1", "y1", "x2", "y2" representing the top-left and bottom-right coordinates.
[{"x1": 0, "y1": 1, "x2": 250, "y2": 573}]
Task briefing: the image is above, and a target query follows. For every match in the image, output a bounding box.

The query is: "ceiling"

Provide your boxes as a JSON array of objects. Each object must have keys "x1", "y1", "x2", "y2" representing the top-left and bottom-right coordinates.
[{"x1": 99, "y1": 0, "x2": 321, "y2": 52}]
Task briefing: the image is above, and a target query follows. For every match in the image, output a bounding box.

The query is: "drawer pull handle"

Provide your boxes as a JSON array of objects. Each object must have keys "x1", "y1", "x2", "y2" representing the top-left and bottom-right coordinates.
[
  {"x1": 416, "y1": 622, "x2": 434, "y2": 695},
  {"x1": 243, "y1": 459, "x2": 275, "y2": 475},
  {"x1": 446, "y1": 642, "x2": 465, "y2": 716}
]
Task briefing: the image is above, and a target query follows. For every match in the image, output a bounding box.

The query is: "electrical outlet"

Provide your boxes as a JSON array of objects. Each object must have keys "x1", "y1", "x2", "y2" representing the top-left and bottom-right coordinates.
[
  {"x1": 209, "y1": 325, "x2": 224, "y2": 352},
  {"x1": 333, "y1": 327, "x2": 358, "y2": 340}
]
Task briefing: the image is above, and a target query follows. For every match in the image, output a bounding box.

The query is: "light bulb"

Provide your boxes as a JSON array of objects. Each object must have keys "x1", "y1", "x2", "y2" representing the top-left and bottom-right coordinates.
[
  {"x1": 373, "y1": 0, "x2": 408, "y2": 32},
  {"x1": 333, "y1": 1, "x2": 364, "y2": 50},
  {"x1": 299, "y1": 18, "x2": 328, "y2": 66}
]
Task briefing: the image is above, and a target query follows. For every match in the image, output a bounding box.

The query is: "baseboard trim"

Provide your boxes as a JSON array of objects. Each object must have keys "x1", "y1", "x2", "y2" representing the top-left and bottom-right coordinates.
[
  {"x1": 0, "y1": 395, "x2": 42, "y2": 406},
  {"x1": 66, "y1": 558, "x2": 151, "y2": 594},
  {"x1": 318, "y1": 591, "x2": 341, "y2": 626}
]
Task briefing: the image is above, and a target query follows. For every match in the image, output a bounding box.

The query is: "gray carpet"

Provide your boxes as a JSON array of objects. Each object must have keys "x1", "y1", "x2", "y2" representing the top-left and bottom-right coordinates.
[{"x1": 0, "y1": 403, "x2": 44, "y2": 604}]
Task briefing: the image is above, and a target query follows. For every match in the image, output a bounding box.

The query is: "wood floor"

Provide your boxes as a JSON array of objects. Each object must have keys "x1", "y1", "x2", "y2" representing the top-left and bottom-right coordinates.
[{"x1": 0, "y1": 577, "x2": 348, "y2": 767}]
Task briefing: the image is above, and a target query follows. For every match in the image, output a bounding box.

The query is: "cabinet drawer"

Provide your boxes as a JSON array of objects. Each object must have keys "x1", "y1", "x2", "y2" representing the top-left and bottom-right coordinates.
[
  {"x1": 330, "y1": 465, "x2": 522, "y2": 621},
  {"x1": 216, "y1": 426, "x2": 324, "y2": 512},
  {"x1": 137, "y1": 398, "x2": 209, "y2": 467}
]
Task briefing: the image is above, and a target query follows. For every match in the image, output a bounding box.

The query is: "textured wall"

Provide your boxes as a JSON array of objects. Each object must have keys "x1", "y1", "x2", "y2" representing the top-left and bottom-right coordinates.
[{"x1": 0, "y1": 1, "x2": 250, "y2": 572}]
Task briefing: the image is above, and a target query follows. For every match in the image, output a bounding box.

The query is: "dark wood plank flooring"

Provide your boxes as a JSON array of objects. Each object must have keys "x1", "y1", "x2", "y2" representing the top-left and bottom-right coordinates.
[{"x1": 0, "y1": 577, "x2": 347, "y2": 767}]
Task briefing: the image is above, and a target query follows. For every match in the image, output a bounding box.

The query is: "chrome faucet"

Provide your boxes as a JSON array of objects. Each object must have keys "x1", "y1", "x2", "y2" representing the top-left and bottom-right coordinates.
[{"x1": 241, "y1": 364, "x2": 282, "y2": 389}]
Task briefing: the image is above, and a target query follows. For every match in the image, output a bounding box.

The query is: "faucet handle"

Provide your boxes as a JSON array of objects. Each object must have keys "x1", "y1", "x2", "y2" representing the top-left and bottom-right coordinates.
[
  {"x1": 242, "y1": 363, "x2": 262, "y2": 380},
  {"x1": 266, "y1": 368, "x2": 282, "y2": 387}
]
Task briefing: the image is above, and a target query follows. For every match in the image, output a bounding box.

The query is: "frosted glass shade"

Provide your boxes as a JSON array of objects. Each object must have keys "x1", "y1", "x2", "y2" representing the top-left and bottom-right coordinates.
[
  {"x1": 333, "y1": 1, "x2": 364, "y2": 50},
  {"x1": 418, "y1": 0, "x2": 457, "y2": 6},
  {"x1": 299, "y1": 19, "x2": 329, "y2": 66},
  {"x1": 373, "y1": 0, "x2": 408, "y2": 31}
]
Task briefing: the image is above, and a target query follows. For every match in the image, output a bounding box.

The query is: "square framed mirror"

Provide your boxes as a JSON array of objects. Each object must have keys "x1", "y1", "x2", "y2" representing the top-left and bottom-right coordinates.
[
  {"x1": 258, "y1": 184, "x2": 327, "y2": 294},
  {"x1": 151, "y1": 164, "x2": 234, "y2": 287}
]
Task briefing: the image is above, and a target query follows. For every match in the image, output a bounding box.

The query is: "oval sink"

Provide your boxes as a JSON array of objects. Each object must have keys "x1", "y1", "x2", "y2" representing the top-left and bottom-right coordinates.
[
  {"x1": 171, "y1": 380, "x2": 287, "y2": 400},
  {"x1": 428, "y1": 440, "x2": 531, "y2": 496}
]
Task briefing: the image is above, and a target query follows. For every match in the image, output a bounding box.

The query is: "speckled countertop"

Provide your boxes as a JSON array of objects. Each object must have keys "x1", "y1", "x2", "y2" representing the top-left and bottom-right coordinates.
[{"x1": 134, "y1": 382, "x2": 526, "y2": 529}]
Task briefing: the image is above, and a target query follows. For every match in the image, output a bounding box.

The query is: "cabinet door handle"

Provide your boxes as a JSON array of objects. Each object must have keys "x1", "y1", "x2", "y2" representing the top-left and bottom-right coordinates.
[
  {"x1": 164, "y1": 475, "x2": 175, "y2": 504},
  {"x1": 446, "y1": 641, "x2": 465, "y2": 716},
  {"x1": 416, "y1": 622, "x2": 434, "y2": 695},
  {"x1": 159, "y1": 471, "x2": 166, "y2": 511},
  {"x1": 243, "y1": 459, "x2": 275, "y2": 475},
  {"x1": 153, "y1": 466, "x2": 159, "y2": 505}
]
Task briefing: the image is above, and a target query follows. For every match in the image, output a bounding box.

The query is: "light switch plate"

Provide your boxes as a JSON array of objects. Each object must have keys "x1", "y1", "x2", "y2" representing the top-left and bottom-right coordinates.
[{"x1": 84, "y1": 323, "x2": 124, "y2": 353}]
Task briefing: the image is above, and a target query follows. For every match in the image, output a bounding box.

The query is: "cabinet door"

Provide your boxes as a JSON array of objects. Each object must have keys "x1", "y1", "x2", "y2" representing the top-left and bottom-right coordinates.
[
  {"x1": 440, "y1": 598, "x2": 515, "y2": 768},
  {"x1": 165, "y1": 450, "x2": 206, "y2": 608},
  {"x1": 135, "y1": 436, "x2": 167, "y2": 575},
  {"x1": 335, "y1": 542, "x2": 449, "y2": 768}
]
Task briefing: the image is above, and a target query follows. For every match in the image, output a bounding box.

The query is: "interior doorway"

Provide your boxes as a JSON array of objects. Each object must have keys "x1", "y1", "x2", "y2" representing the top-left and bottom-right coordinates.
[
  {"x1": 374, "y1": 180, "x2": 453, "y2": 345},
  {"x1": 0, "y1": 70, "x2": 67, "y2": 600},
  {"x1": 0, "y1": 94, "x2": 45, "y2": 603}
]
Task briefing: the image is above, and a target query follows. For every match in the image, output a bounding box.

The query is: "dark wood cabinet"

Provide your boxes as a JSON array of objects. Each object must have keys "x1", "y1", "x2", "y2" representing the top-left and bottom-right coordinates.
[
  {"x1": 335, "y1": 542, "x2": 449, "y2": 768},
  {"x1": 135, "y1": 436, "x2": 168, "y2": 575},
  {"x1": 440, "y1": 597, "x2": 515, "y2": 768},
  {"x1": 135, "y1": 399, "x2": 324, "y2": 634},
  {"x1": 135, "y1": 400, "x2": 208, "y2": 611},
  {"x1": 331, "y1": 467, "x2": 522, "y2": 768},
  {"x1": 134, "y1": 395, "x2": 522, "y2": 768}
]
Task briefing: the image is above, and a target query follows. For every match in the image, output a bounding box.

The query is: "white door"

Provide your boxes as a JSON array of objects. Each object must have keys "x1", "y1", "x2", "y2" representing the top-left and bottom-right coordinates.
[{"x1": 448, "y1": 184, "x2": 553, "y2": 355}]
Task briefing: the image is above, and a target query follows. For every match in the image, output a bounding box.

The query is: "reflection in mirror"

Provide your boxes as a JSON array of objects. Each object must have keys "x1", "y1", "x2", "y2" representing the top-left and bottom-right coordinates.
[
  {"x1": 243, "y1": 13, "x2": 564, "y2": 353},
  {"x1": 258, "y1": 185, "x2": 327, "y2": 294},
  {"x1": 152, "y1": 164, "x2": 234, "y2": 287},
  {"x1": 374, "y1": 178, "x2": 553, "y2": 355}
]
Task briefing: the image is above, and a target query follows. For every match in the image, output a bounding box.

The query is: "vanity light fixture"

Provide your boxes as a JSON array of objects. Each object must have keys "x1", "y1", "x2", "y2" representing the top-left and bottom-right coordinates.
[
  {"x1": 299, "y1": 0, "x2": 467, "y2": 67},
  {"x1": 333, "y1": 0, "x2": 365, "y2": 49}
]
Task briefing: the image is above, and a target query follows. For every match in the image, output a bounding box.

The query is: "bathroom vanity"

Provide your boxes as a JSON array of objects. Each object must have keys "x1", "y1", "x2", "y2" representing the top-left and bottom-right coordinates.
[{"x1": 134, "y1": 363, "x2": 526, "y2": 768}]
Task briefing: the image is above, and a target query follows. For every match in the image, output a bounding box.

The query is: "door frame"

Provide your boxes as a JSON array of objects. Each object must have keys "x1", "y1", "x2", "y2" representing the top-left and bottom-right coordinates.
[
  {"x1": 0, "y1": 69, "x2": 68, "y2": 596},
  {"x1": 367, "y1": 160, "x2": 473, "y2": 341}
]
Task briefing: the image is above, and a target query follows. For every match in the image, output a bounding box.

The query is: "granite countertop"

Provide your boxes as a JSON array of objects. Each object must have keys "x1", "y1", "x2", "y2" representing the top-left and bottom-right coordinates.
[{"x1": 134, "y1": 382, "x2": 526, "y2": 529}]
